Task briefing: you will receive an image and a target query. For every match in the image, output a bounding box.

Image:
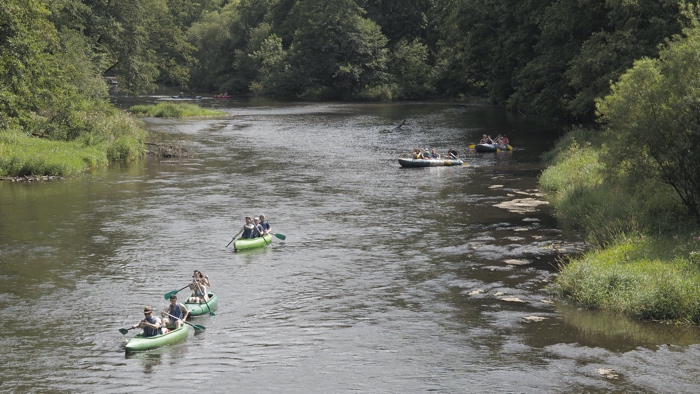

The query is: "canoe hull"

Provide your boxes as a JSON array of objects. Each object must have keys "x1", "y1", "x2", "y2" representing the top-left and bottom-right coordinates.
[
  {"x1": 125, "y1": 325, "x2": 189, "y2": 352},
  {"x1": 475, "y1": 144, "x2": 497, "y2": 152},
  {"x1": 184, "y1": 292, "x2": 218, "y2": 316},
  {"x1": 398, "y1": 158, "x2": 464, "y2": 168},
  {"x1": 233, "y1": 233, "x2": 273, "y2": 251}
]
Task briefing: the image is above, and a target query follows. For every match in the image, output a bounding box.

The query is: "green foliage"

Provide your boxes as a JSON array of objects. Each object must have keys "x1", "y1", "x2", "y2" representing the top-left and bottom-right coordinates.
[
  {"x1": 285, "y1": 0, "x2": 390, "y2": 99},
  {"x1": 186, "y1": 3, "x2": 237, "y2": 90},
  {"x1": 388, "y1": 39, "x2": 435, "y2": 99},
  {"x1": 553, "y1": 235, "x2": 700, "y2": 323},
  {"x1": 597, "y1": 7, "x2": 700, "y2": 220},
  {"x1": 0, "y1": 129, "x2": 108, "y2": 176},
  {"x1": 129, "y1": 102, "x2": 226, "y2": 118}
]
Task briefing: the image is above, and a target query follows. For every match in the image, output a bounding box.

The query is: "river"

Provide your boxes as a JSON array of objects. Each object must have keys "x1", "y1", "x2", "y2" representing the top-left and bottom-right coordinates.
[{"x1": 1, "y1": 98, "x2": 699, "y2": 393}]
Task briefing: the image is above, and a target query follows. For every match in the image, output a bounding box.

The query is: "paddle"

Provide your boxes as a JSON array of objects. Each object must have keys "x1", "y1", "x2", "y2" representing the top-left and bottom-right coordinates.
[
  {"x1": 164, "y1": 312, "x2": 206, "y2": 331},
  {"x1": 164, "y1": 284, "x2": 190, "y2": 300},
  {"x1": 226, "y1": 237, "x2": 236, "y2": 248},
  {"x1": 119, "y1": 327, "x2": 136, "y2": 335},
  {"x1": 271, "y1": 233, "x2": 286, "y2": 240},
  {"x1": 468, "y1": 143, "x2": 476, "y2": 149}
]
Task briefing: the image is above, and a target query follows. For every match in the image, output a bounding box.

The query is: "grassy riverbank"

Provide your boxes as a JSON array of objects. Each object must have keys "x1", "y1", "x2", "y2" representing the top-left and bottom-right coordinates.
[
  {"x1": 0, "y1": 108, "x2": 145, "y2": 178},
  {"x1": 130, "y1": 102, "x2": 227, "y2": 117},
  {"x1": 540, "y1": 129, "x2": 700, "y2": 323}
]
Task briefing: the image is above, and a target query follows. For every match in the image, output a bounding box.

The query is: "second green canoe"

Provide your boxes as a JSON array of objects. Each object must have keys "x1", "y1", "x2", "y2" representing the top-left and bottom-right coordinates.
[
  {"x1": 184, "y1": 292, "x2": 218, "y2": 316},
  {"x1": 125, "y1": 324, "x2": 189, "y2": 352},
  {"x1": 233, "y1": 233, "x2": 273, "y2": 251}
]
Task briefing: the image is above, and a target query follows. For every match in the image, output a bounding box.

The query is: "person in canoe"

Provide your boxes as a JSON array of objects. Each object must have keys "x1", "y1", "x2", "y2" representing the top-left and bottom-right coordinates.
[
  {"x1": 188, "y1": 270, "x2": 210, "y2": 303},
  {"x1": 161, "y1": 294, "x2": 189, "y2": 329},
  {"x1": 479, "y1": 134, "x2": 494, "y2": 144},
  {"x1": 232, "y1": 216, "x2": 255, "y2": 240},
  {"x1": 447, "y1": 147, "x2": 459, "y2": 158},
  {"x1": 252, "y1": 217, "x2": 265, "y2": 238},
  {"x1": 259, "y1": 214, "x2": 271, "y2": 235},
  {"x1": 130, "y1": 306, "x2": 164, "y2": 336}
]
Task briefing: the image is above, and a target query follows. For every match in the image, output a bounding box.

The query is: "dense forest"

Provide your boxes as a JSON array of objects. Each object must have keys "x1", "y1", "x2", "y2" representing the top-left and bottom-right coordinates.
[{"x1": 2, "y1": 0, "x2": 696, "y2": 129}]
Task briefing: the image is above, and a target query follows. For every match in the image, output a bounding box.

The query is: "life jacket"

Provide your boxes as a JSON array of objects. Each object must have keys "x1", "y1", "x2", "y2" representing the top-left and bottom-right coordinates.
[
  {"x1": 242, "y1": 225, "x2": 254, "y2": 238},
  {"x1": 143, "y1": 316, "x2": 161, "y2": 337},
  {"x1": 169, "y1": 303, "x2": 183, "y2": 320}
]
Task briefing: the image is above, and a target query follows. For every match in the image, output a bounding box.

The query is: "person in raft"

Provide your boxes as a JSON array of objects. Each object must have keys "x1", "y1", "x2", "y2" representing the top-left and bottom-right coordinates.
[
  {"x1": 447, "y1": 147, "x2": 459, "y2": 158},
  {"x1": 259, "y1": 214, "x2": 271, "y2": 235},
  {"x1": 252, "y1": 217, "x2": 264, "y2": 238},
  {"x1": 232, "y1": 216, "x2": 255, "y2": 240},
  {"x1": 479, "y1": 134, "x2": 494, "y2": 144},
  {"x1": 161, "y1": 294, "x2": 189, "y2": 329},
  {"x1": 188, "y1": 270, "x2": 210, "y2": 303},
  {"x1": 131, "y1": 306, "x2": 163, "y2": 336}
]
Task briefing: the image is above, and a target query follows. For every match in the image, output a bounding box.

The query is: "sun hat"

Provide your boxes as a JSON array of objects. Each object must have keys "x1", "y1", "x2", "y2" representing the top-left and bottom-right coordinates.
[{"x1": 144, "y1": 306, "x2": 153, "y2": 313}]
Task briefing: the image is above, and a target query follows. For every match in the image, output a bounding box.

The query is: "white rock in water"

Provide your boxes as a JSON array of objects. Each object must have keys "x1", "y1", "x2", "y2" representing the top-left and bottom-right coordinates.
[
  {"x1": 500, "y1": 296, "x2": 525, "y2": 303},
  {"x1": 596, "y1": 368, "x2": 619, "y2": 379},
  {"x1": 522, "y1": 316, "x2": 547, "y2": 322},
  {"x1": 504, "y1": 259, "x2": 531, "y2": 266}
]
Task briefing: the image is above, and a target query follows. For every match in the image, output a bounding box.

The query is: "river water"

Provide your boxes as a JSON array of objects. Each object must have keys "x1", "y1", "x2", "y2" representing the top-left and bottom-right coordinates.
[{"x1": 1, "y1": 99, "x2": 699, "y2": 393}]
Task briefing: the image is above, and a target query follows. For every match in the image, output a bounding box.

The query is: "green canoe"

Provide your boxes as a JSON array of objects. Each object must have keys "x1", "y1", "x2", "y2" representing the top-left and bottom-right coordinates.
[
  {"x1": 233, "y1": 233, "x2": 273, "y2": 251},
  {"x1": 125, "y1": 324, "x2": 189, "y2": 352},
  {"x1": 184, "y1": 292, "x2": 218, "y2": 316}
]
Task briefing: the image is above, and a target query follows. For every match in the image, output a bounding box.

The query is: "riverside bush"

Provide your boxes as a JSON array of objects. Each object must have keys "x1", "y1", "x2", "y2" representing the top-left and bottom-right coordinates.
[
  {"x1": 130, "y1": 103, "x2": 226, "y2": 117},
  {"x1": 554, "y1": 235, "x2": 700, "y2": 323},
  {"x1": 542, "y1": 129, "x2": 700, "y2": 323}
]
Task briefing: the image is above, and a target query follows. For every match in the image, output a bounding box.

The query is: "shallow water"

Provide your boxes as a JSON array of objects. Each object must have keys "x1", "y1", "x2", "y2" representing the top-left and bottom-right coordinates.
[{"x1": 1, "y1": 99, "x2": 699, "y2": 393}]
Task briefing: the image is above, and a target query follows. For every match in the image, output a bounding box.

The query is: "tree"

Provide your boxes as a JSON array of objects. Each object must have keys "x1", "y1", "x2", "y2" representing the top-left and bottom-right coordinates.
[
  {"x1": 286, "y1": 0, "x2": 389, "y2": 99},
  {"x1": 388, "y1": 39, "x2": 435, "y2": 99},
  {"x1": 597, "y1": 6, "x2": 700, "y2": 219}
]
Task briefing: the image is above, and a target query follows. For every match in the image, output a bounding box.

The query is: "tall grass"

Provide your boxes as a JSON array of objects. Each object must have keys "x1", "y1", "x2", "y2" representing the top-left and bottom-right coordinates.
[
  {"x1": 0, "y1": 129, "x2": 108, "y2": 176},
  {"x1": 554, "y1": 235, "x2": 700, "y2": 322},
  {"x1": 541, "y1": 128, "x2": 700, "y2": 323},
  {"x1": 0, "y1": 106, "x2": 145, "y2": 177},
  {"x1": 130, "y1": 102, "x2": 226, "y2": 118}
]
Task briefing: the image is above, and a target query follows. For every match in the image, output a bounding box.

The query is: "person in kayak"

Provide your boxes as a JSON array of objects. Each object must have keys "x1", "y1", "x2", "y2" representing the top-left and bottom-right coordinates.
[
  {"x1": 161, "y1": 294, "x2": 189, "y2": 329},
  {"x1": 188, "y1": 270, "x2": 210, "y2": 303},
  {"x1": 259, "y1": 214, "x2": 271, "y2": 235},
  {"x1": 130, "y1": 306, "x2": 163, "y2": 336},
  {"x1": 232, "y1": 216, "x2": 255, "y2": 240},
  {"x1": 252, "y1": 217, "x2": 264, "y2": 238}
]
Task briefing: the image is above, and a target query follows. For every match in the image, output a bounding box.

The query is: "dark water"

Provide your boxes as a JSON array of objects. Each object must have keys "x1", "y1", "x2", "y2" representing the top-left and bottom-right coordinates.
[{"x1": 1, "y1": 99, "x2": 699, "y2": 393}]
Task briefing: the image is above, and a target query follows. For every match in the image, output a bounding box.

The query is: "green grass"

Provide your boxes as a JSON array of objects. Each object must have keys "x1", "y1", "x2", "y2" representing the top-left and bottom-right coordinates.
[
  {"x1": 0, "y1": 107, "x2": 145, "y2": 177},
  {"x1": 0, "y1": 130, "x2": 109, "y2": 176},
  {"x1": 553, "y1": 235, "x2": 700, "y2": 323},
  {"x1": 541, "y1": 127, "x2": 700, "y2": 323},
  {"x1": 130, "y1": 102, "x2": 226, "y2": 118}
]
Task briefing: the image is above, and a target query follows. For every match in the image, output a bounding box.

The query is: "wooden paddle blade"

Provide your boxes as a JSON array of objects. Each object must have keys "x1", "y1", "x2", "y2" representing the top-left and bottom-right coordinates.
[
  {"x1": 119, "y1": 328, "x2": 129, "y2": 334},
  {"x1": 273, "y1": 233, "x2": 286, "y2": 240}
]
